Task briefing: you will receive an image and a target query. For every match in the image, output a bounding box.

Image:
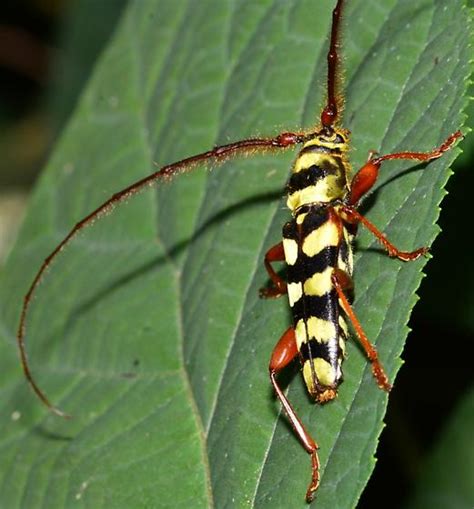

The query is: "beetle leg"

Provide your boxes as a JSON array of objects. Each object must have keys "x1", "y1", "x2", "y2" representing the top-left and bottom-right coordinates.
[
  {"x1": 332, "y1": 268, "x2": 391, "y2": 392},
  {"x1": 260, "y1": 242, "x2": 287, "y2": 298},
  {"x1": 341, "y1": 205, "x2": 428, "y2": 261},
  {"x1": 270, "y1": 326, "x2": 320, "y2": 503},
  {"x1": 348, "y1": 131, "x2": 462, "y2": 206}
]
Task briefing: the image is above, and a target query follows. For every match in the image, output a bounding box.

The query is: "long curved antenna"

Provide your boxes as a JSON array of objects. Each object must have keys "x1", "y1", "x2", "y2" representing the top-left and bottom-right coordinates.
[
  {"x1": 18, "y1": 131, "x2": 306, "y2": 417},
  {"x1": 321, "y1": 0, "x2": 344, "y2": 129}
]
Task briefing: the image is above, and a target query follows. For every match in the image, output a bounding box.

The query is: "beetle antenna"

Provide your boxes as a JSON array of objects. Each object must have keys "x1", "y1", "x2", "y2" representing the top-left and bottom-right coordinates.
[{"x1": 321, "y1": 0, "x2": 344, "y2": 129}]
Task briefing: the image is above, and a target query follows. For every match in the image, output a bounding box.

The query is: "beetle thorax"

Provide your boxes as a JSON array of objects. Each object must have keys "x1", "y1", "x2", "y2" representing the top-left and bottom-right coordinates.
[{"x1": 286, "y1": 128, "x2": 350, "y2": 213}]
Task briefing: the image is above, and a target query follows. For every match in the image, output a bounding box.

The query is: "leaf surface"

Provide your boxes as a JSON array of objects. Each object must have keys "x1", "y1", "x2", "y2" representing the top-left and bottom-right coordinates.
[{"x1": 0, "y1": 1, "x2": 471, "y2": 508}]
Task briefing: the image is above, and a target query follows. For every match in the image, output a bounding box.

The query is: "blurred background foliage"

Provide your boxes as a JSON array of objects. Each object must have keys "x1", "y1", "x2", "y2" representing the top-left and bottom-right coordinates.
[
  {"x1": 0, "y1": 0, "x2": 127, "y2": 265},
  {"x1": 0, "y1": 1, "x2": 472, "y2": 508}
]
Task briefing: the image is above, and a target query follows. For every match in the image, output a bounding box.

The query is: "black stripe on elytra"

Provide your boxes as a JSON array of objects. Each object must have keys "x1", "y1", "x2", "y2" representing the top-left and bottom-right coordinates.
[
  {"x1": 301, "y1": 207, "x2": 334, "y2": 237},
  {"x1": 291, "y1": 290, "x2": 338, "y2": 323},
  {"x1": 286, "y1": 246, "x2": 338, "y2": 284},
  {"x1": 338, "y1": 237, "x2": 350, "y2": 266},
  {"x1": 343, "y1": 221, "x2": 358, "y2": 237},
  {"x1": 300, "y1": 339, "x2": 335, "y2": 364},
  {"x1": 282, "y1": 219, "x2": 298, "y2": 240},
  {"x1": 338, "y1": 326, "x2": 348, "y2": 342},
  {"x1": 282, "y1": 207, "x2": 331, "y2": 241}
]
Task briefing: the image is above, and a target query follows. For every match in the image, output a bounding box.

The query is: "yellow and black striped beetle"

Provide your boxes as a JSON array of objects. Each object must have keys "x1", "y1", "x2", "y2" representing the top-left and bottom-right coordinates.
[{"x1": 15, "y1": 0, "x2": 464, "y2": 503}]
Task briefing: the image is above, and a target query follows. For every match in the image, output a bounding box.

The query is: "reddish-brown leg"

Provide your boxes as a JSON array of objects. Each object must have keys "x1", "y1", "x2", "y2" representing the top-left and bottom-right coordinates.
[
  {"x1": 348, "y1": 130, "x2": 462, "y2": 206},
  {"x1": 259, "y1": 242, "x2": 287, "y2": 298},
  {"x1": 269, "y1": 327, "x2": 320, "y2": 503},
  {"x1": 341, "y1": 205, "x2": 428, "y2": 261},
  {"x1": 332, "y1": 269, "x2": 391, "y2": 392}
]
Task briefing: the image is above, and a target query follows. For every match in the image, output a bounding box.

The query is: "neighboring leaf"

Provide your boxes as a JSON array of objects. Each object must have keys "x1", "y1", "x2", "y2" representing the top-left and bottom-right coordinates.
[
  {"x1": 0, "y1": 1, "x2": 470, "y2": 508},
  {"x1": 404, "y1": 386, "x2": 474, "y2": 509}
]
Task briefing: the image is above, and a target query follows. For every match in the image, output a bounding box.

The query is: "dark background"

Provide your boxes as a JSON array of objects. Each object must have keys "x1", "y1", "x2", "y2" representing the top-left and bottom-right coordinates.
[{"x1": 0, "y1": 1, "x2": 472, "y2": 508}]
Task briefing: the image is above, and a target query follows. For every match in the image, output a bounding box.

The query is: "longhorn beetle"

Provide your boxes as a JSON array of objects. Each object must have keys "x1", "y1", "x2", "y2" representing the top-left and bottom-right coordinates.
[{"x1": 17, "y1": 0, "x2": 462, "y2": 503}]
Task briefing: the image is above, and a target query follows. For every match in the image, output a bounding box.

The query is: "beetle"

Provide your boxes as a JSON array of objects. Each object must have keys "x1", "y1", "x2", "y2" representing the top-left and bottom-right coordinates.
[{"x1": 14, "y1": 0, "x2": 465, "y2": 504}]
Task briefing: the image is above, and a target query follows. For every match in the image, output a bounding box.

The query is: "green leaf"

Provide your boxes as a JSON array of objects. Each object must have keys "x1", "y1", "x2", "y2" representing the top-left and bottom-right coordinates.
[
  {"x1": 404, "y1": 387, "x2": 474, "y2": 509},
  {"x1": 0, "y1": 1, "x2": 471, "y2": 508}
]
